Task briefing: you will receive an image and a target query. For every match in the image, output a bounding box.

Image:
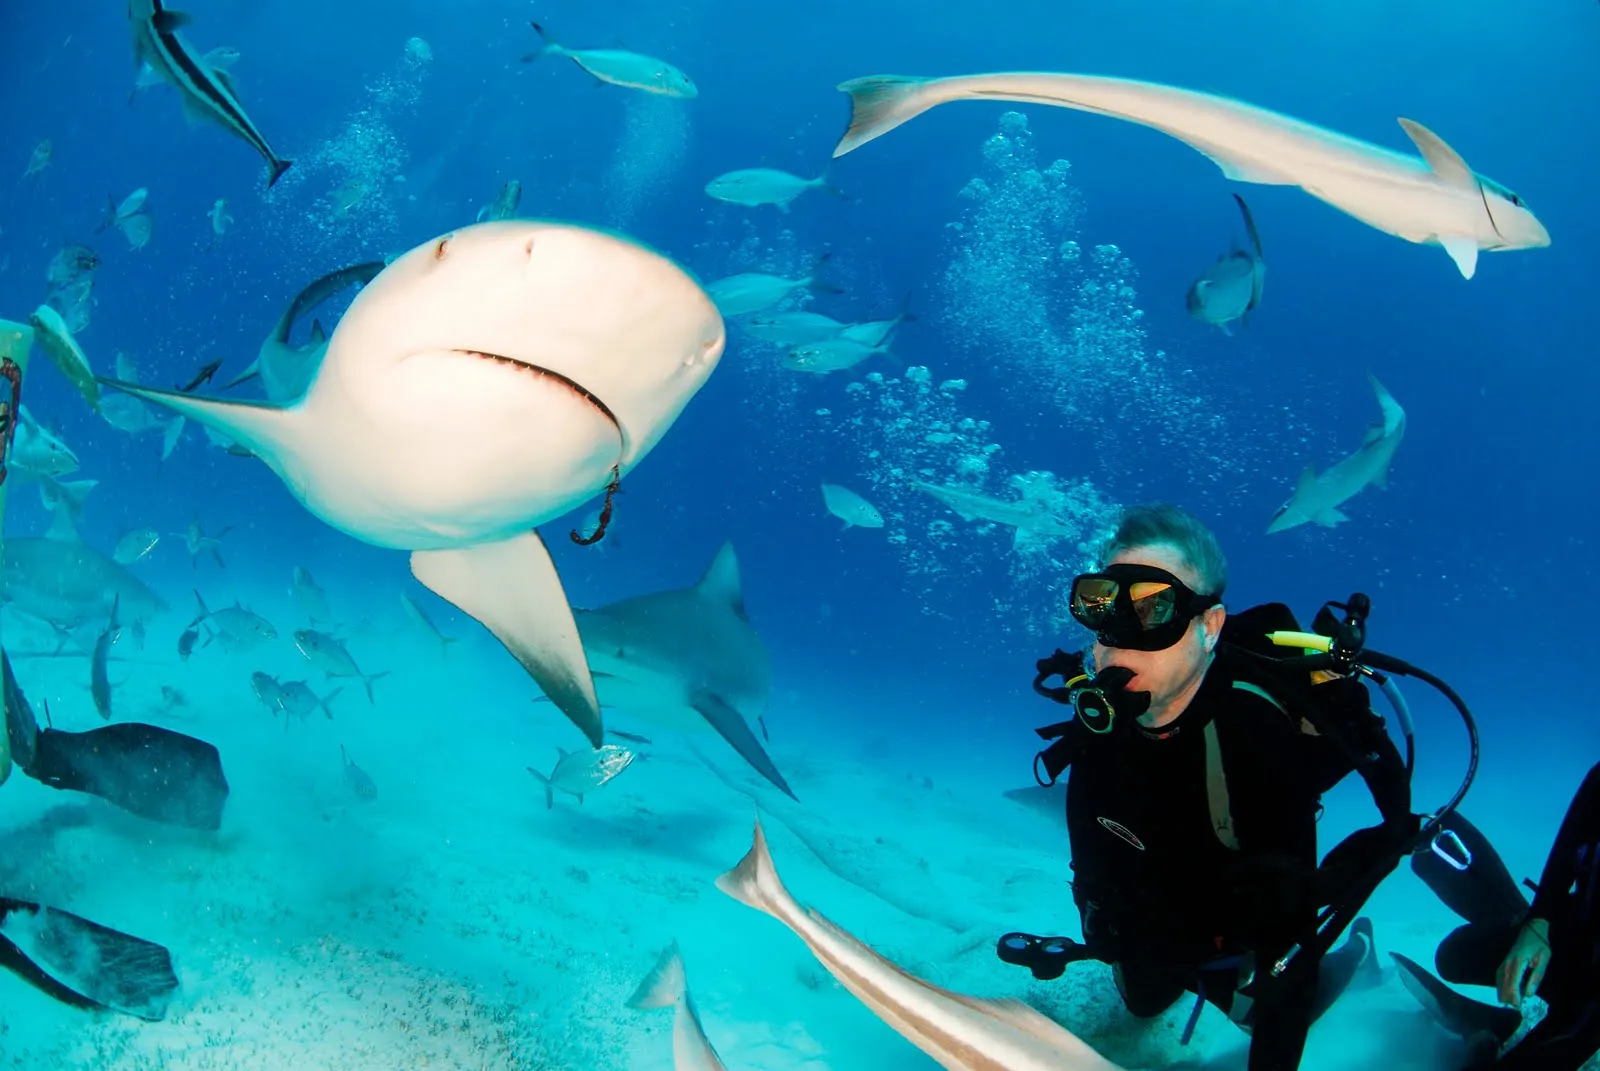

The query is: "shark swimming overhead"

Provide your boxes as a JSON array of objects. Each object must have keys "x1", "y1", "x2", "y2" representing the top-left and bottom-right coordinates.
[
  {"x1": 97, "y1": 221, "x2": 726, "y2": 749},
  {"x1": 1267, "y1": 373, "x2": 1406, "y2": 534},
  {"x1": 831, "y1": 72, "x2": 1549, "y2": 278},
  {"x1": 573, "y1": 542, "x2": 794, "y2": 799}
]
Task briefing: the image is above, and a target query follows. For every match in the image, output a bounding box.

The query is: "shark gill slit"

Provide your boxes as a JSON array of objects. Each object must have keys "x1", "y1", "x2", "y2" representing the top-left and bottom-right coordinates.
[{"x1": 453, "y1": 349, "x2": 627, "y2": 544}]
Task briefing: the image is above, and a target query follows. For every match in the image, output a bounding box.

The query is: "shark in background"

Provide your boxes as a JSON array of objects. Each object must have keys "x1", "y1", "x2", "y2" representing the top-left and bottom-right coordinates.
[
  {"x1": 1268, "y1": 373, "x2": 1406, "y2": 533},
  {"x1": 1187, "y1": 193, "x2": 1265, "y2": 334},
  {"x1": 572, "y1": 542, "x2": 794, "y2": 799},
  {"x1": 912, "y1": 480, "x2": 1081, "y2": 550}
]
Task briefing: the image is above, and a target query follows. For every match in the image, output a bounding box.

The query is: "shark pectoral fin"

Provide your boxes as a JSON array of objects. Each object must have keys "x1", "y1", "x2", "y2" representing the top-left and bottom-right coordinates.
[
  {"x1": 1314, "y1": 506, "x2": 1349, "y2": 527},
  {"x1": 411, "y1": 532, "x2": 602, "y2": 748},
  {"x1": 1372, "y1": 464, "x2": 1390, "y2": 491},
  {"x1": 1396, "y1": 118, "x2": 1476, "y2": 190},
  {"x1": 1438, "y1": 236, "x2": 1479, "y2": 280},
  {"x1": 95, "y1": 378, "x2": 303, "y2": 471},
  {"x1": 1362, "y1": 422, "x2": 1385, "y2": 447},
  {"x1": 690, "y1": 690, "x2": 795, "y2": 800}
]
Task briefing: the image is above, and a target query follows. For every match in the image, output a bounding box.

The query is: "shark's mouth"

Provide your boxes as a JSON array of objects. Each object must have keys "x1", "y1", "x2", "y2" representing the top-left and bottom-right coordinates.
[{"x1": 455, "y1": 349, "x2": 626, "y2": 545}]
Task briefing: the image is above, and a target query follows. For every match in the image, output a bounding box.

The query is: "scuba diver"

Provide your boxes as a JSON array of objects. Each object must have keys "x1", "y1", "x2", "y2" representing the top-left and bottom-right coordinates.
[
  {"x1": 999, "y1": 504, "x2": 1426, "y2": 1071},
  {"x1": 1, "y1": 649, "x2": 231, "y2": 1020},
  {"x1": 1397, "y1": 763, "x2": 1600, "y2": 1069}
]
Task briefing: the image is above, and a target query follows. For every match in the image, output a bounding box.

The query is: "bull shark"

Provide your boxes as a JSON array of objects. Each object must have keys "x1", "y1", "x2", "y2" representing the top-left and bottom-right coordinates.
[
  {"x1": 831, "y1": 73, "x2": 1550, "y2": 279},
  {"x1": 1186, "y1": 193, "x2": 1264, "y2": 334},
  {"x1": 573, "y1": 542, "x2": 793, "y2": 798},
  {"x1": 221, "y1": 261, "x2": 385, "y2": 404},
  {"x1": 1267, "y1": 373, "x2": 1405, "y2": 534},
  {"x1": 912, "y1": 480, "x2": 1078, "y2": 549},
  {"x1": 719, "y1": 818, "x2": 1126, "y2": 1071},
  {"x1": 96, "y1": 221, "x2": 726, "y2": 749}
]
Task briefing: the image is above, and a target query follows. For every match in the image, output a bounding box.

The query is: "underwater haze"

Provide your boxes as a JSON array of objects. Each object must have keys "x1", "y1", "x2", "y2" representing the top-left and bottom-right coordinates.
[{"x1": 0, "y1": 0, "x2": 1596, "y2": 1068}]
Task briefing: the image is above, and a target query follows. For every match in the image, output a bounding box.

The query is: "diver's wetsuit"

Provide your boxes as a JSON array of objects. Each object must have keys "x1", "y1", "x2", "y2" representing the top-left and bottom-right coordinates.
[
  {"x1": 1419, "y1": 763, "x2": 1600, "y2": 1070},
  {"x1": 1066, "y1": 650, "x2": 1326, "y2": 1071}
]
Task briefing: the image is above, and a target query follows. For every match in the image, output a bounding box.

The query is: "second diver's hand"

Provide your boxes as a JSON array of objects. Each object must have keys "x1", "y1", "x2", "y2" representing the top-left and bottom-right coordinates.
[{"x1": 1496, "y1": 916, "x2": 1551, "y2": 1008}]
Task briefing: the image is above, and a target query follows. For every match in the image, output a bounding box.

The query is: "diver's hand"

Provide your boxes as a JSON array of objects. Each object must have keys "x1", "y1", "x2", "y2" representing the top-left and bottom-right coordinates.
[{"x1": 1496, "y1": 916, "x2": 1551, "y2": 1008}]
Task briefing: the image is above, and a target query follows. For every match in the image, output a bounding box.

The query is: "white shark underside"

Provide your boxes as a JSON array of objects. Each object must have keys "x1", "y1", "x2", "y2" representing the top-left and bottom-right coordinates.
[
  {"x1": 833, "y1": 72, "x2": 1549, "y2": 278},
  {"x1": 99, "y1": 221, "x2": 725, "y2": 748}
]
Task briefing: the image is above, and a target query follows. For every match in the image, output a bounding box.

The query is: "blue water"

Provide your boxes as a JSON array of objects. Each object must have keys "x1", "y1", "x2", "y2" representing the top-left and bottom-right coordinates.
[{"x1": 0, "y1": 1, "x2": 1596, "y2": 1068}]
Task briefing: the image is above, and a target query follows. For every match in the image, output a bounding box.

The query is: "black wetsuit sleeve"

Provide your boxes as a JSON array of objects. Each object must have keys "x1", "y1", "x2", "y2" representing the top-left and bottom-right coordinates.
[{"x1": 1529, "y1": 762, "x2": 1600, "y2": 922}]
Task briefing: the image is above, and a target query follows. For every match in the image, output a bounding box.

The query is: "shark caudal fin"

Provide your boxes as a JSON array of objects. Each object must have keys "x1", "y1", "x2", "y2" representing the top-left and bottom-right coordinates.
[
  {"x1": 833, "y1": 75, "x2": 940, "y2": 158},
  {"x1": 411, "y1": 531, "x2": 602, "y2": 747}
]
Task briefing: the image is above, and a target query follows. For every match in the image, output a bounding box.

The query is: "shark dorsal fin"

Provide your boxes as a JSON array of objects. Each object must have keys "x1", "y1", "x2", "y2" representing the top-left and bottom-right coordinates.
[
  {"x1": 309, "y1": 318, "x2": 327, "y2": 343},
  {"x1": 1296, "y1": 464, "x2": 1318, "y2": 493},
  {"x1": 1397, "y1": 118, "x2": 1476, "y2": 191},
  {"x1": 1362, "y1": 423, "x2": 1385, "y2": 447},
  {"x1": 696, "y1": 542, "x2": 746, "y2": 619}
]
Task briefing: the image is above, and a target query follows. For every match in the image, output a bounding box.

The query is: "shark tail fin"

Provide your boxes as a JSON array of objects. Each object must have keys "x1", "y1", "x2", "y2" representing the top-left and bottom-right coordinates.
[
  {"x1": 525, "y1": 765, "x2": 554, "y2": 809},
  {"x1": 715, "y1": 817, "x2": 792, "y2": 918},
  {"x1": 627, "y1": 941, "x2": 686, "y2": 1010},
  {"x1": 833, "y1": 75, "x2": 939, "y2": 158}
]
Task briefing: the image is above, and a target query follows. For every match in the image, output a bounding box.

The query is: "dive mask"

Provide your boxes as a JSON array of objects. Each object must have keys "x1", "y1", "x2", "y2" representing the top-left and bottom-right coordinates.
[{"x1": 1069, "y1": 563, "x2": 1221, "y2": 651}]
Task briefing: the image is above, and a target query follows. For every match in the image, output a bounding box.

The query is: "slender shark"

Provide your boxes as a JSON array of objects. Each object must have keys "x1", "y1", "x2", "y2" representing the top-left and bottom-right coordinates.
[
  {"x1": 1268, "y1": 373, "x2": 1405, "y2": 533},
  {"x1": 573, "y1": 542, "x2": 793, "y2": 798},
  {"x1": 832, "y1": 73, "x2": 1550, "y2": 279},
  {"x1": 1186, "y1": 193, "x2": 1264, "y2": 334},
  {"x1": 221, "y1": 261, "x2": 385, "y2": 404},
  {"x1": 95, "y1": 221, "x2": 726, "y2": 748},
  {"x1": 719, "y1": 818, "x2": 1126, "y2": 1071},
  {"x1": 912, "y1": 480, "x2": 1078, "y2": 549}
]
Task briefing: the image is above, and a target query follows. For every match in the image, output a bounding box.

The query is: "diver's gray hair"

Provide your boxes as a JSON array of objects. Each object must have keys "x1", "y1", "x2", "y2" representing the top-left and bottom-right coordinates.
[{"x1": 1099, "y1": 503, "x2": 1228, "y2": 598}]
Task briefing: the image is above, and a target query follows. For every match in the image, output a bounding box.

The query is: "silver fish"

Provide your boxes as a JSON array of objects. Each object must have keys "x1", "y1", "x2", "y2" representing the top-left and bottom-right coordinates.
[
  {"x1": 705, "y1": 167, "x2": 838, "y2": 212},
  {"x1": 179, "y1": 519, "x2": 229, "y2": 568},
  {"x1": 12, "y1": 407, "x2": 79, "y2": 478},
  {"x1": 399, "y1": 591, "x2": 457, "y2": 656},
  {"x1": 525, "y1": 744, "x2": 635, "y2": 808},
  {"x1": 190, "y1": 590, "x2": 276, "y2": 650},
  {"x1": 251, "y1": 671, "x2": 286, "y2": 715},
  {"x1": 291, "y1": 565, "x2": 330, "y2": 621},
  {"x1": 280, "y1": 680, "x2": 340, "y2": 722},
  {"x1": 740, "y1": 310, "x2": 845, "y2": 346},
  {"x1": 476, "y1": 179, "x2": 521, "y2": 223},
  {"x1": 293, "y1": 629, "x2": 387, "y2": 704},
  {"x1": 708, "y1": 254, "x2": 835, "y2": 317},
  {"x1": 340, "y1": 745, "x2": 377, "y2": 800},
  {"x1": 23, "y1": 139, "x2": 51, "y2": 180},
  {"x1": 112, "y1": 527, "x2": 161, "y2": 565},
  {"x1": 522, "y1": 23, "x2": 696, "y2": 98},
  {"x1": 781, "y1": 336, "x2": 887, "y2": 374}
]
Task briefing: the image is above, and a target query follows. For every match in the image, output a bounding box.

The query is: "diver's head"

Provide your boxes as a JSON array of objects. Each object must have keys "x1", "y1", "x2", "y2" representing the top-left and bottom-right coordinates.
[{"x1": 1073, "y1": 505, "x2": 1227, "y2": 724}]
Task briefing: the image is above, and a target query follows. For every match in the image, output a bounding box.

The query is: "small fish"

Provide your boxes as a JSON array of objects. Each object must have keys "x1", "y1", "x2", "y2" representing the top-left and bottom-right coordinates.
[
  {"x1": 280, "y1": 680, "x2": 340, "y2": 722},
  {"x1": 328, "y1": 178, "x2": 372, "y2": 215},
  {"x1": 707, "y1": 254, "x2": 836, "y2": 318},
  {"x1": 400, "y1": 592, "x2": 458, "y2": 656},
  {"x1": 91, "y1": 595, "x2": 120, "y2": 721},
  {"x1": 117, "y1": 212, "x2": 155, "y2": 251},
  {"x1": 838, "y1": 295, "x2": 915, "y2": 348},
  {"x1": 476, "y1": 179, "x2": 521, "y2": 223},
  {"x1": 526, "y1": 744, "x2": 635, "y2": 809},
  {"x1": 628, "y1": 941, "x2": 730, "y2": 1071},
  {"x1": 705, "y1": 167, "x2": 841, "y2": 213},
  {"x1": 46, "y1": 245, "x2": 100, "y2": 288},
  {"x1": 177, "y1": 357, "x2": 223, "y2": 392},
  {"x1": 160, "y1": 684, "x2": 190, "y2": 711},
  {"x1": 522, "y1": 23, "x2": 696, "y2": 99},
  {"x1": 740, "y1": 310, "x2": 846, "y2": 346},
  {"x1": 177, "y1": 627, "x2": 199, "y2": 661},
  {"x1": 190, "y1": 590, "x2": 277, "y2": 650},
  {"x1": 821, "y1": 483, "x2": 884, "y2": 529},
  {"x1": 340, "y1": 745, "x2": 378, "y2": 800},
  {"x1": 22, "y1": 139, "x2": 51, "y2": 180},
  {"x1": 291, "y1": 566, "x2": 330, "y2": 622},
  {"x1": 27, "y1": 305, "x2": 100, "y2": 410},
  {"x1": 608, "y1": 729, "x2": 654, "y2": 745},
  {"x1": 113, "y1": 527, "x2": 161, "y2": 565},
  {"x1": 294, "y1": 629, "x2": 387, "y2": 704},
  {"x1": 1186, "y1": 193, "x2": 1266, "y2": 335},
  {"x1": 782, "y1": 336, "x2": 889, "y2": 375},
  {"x1": 128, "y1": 1, "x2": 293, "y2": 185},
  {"x1": 208, "y1": 198, "x2": 233, "y2": 240},
  {"x1": 251, "y1": 671, "x2": 286, "y2": 715},
  {"x1": 12, "y1": 407, "x2": 80, "y2": 478},
  {"x1": 179, "y1": 519, "x2": 230, "y2": 568},
  {"x1": 97, "y1": 187, "x2": 150, "y2": 232}
]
